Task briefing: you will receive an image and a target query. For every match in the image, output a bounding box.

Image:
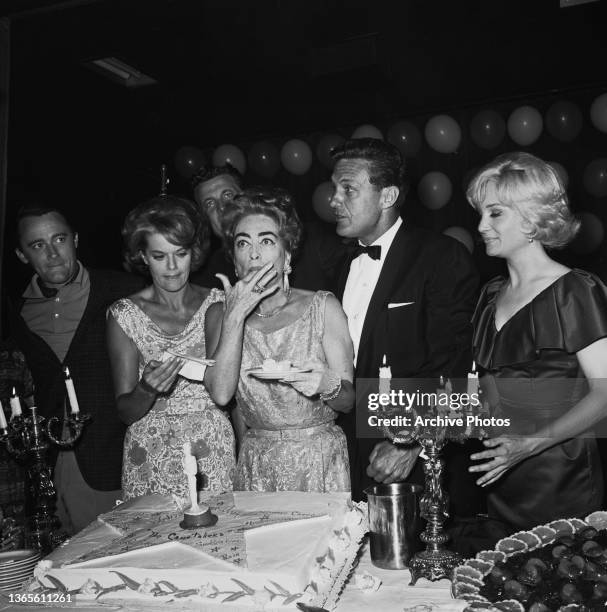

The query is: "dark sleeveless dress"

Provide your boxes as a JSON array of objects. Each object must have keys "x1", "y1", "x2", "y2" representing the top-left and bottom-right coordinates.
[{"x1": 472, "y1": 269, "x2": 607, "y2": 530}]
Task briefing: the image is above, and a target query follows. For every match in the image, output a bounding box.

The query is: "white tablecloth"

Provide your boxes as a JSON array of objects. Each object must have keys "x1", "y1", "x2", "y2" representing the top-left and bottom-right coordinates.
[{"x1": 0, "y1": 541, "x2": 465, "y2": 612}]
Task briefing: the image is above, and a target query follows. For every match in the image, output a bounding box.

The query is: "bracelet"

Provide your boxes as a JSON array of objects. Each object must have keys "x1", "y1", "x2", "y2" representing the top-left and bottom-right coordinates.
[
  {"x1": 138, "y1": 378, "x2": 158, "y2": 396},
  {"x1": 319, "y1": 373, "x2": 342, "y2": 402}
]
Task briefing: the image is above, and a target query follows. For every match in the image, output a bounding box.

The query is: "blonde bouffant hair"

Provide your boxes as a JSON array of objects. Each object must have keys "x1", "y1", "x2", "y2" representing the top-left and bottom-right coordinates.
[{"x1": 466, "y1": 152, "x2": 579, "y2": 249}]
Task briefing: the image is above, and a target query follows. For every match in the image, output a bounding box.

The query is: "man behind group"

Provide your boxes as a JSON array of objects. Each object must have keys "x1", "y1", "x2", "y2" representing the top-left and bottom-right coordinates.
[
  {"x1": 7, "y1": 205, "x2": 143, "y2": 535},
  {"x1": 191, "y1": 163, "x2": 346, "y2": 292},
  {"x1": 330, "y1": 138, "x2": 480, "y2": 507}
]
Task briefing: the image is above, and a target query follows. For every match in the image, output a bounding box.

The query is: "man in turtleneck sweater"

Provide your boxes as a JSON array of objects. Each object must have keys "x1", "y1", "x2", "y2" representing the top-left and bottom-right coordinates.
[{"x1": 8, "y1": 205, "x2": 143, "y2": 535}]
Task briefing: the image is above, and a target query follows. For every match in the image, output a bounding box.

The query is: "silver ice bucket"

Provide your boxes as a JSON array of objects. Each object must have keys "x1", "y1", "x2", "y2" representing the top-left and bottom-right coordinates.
[{"x1": 364, "y1": 482, "x2": 423, "y2": 569}]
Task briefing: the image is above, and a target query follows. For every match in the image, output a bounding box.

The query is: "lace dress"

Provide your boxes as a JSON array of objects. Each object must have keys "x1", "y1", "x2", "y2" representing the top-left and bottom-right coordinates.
[
  {"x1": 109, "y1": 288, "x2": 235, "y2": 501},
  {"x1": 235, "y1": 291, "x2": 350, "y2": 492},
  {"x1": 472, "y1": 269, "x2": 607, "y2": 530}
]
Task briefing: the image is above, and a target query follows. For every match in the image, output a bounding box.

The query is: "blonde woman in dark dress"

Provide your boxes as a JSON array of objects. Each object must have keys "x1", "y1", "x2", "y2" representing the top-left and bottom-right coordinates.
[{"x1": 467, "y1": 152, "x2": 607, "y2": 530}]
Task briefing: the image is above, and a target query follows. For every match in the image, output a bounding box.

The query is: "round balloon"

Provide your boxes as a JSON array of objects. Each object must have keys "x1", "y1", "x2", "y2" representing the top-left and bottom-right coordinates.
[
  {"x1": 570, "y1": 212, "x2": 604, "y2": 255},
  {"x1": 351, "y1": 124, "x2": 384, "y2": 140},
  {"x1": 316, "y1": 133, "x2": 345, "y2": 169},
  {"x1": 248, "y1": 141, "x2": 280, "y2": 178},
  {"x1": 583, "y1": 158, "x2": 607, "y2": 198},
  {"x1": 443, "y1": 226, "x2": 474, "y2": 254},
  {"x1": 469, "y1": 110, "x2": 506, "y2": 150},
  {"x1": 417, "y1": 171, "x2": 452, "y2": 210},
  {"x1": 312, "y1": 181, "x2": 336, "y2": 223},
  {"x1": 507, "y1": 106, "x2": 543, "y2": 146},
  {"x1": 545, "y1": 100, "x2": 583, "y2": 142},
  {"x1": 174, "y1": 146, "x2": 206, "y2": 179},
  {"x1": 212, "y1": 144, "x2": 246, "y2": 176},
  {"x1": 387, "y1": 121, "x2": 422, "y2": 157},
  {"x1": 590, "y1": 93, "x2": 607, "y2": 134},
  {"x1": 424, "y1": 115, "x2": 461, "y2": 154},
  {"x1": 280, "y1": 139, "x2": 313, "y2": 175},
  {"x1": 548, "y1": 161, "x2": 569, "y2": 189}
]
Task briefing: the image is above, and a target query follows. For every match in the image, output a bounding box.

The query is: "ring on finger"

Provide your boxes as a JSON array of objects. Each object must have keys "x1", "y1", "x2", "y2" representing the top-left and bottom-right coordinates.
[{"x1": 252, "y1": 283, "x2": 264, "y2": 294}]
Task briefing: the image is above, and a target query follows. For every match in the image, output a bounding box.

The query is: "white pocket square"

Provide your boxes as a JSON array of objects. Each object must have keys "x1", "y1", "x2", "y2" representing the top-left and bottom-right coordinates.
[{"x1": 388, "y1": 301, "x2": 415, "y2": 309}]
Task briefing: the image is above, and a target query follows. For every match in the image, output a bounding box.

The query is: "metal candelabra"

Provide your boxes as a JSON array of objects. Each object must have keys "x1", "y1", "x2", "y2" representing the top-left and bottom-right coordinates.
[
  {"x1": 379, "y1": 376, "x2": 484, "y2": 585},
  {"x1": 0, "y1": 406, "x2": 90, "y2": 553}
]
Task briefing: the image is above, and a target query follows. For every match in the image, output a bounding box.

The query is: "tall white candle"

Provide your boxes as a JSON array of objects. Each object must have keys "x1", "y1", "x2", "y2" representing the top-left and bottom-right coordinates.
[
  {"x1": 64, "y1": 367, "x2": 80, "y2": 414},
  {"x1": 467, "y1": 361, "x2": 479, "y2": 397},
  {"x1": 0, "y1": 401, "x2": 7, "y2": 429},
  {"x1": 10, "y1": 387, "x2": 22, "y2": 418},
  {"x1": 378, "y1": 354, "x2": 392, "y2": 396}
]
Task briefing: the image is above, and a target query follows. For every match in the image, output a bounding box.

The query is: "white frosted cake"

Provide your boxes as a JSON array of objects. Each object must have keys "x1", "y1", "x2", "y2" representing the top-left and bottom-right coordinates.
[{"x1": 29, "y1": 491, "x2": 367, "y2": 610}]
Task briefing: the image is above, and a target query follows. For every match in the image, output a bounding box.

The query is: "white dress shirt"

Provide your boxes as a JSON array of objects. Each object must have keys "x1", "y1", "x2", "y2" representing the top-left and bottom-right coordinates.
[{"x1": 342, "y1": 217, "x2": 402, "y2": 365}]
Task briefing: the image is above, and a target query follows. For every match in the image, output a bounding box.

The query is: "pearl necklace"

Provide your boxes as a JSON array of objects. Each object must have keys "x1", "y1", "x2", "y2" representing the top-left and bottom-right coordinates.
[{"x1": 254, "y1": 289, "x2": 292, "y2": 318}]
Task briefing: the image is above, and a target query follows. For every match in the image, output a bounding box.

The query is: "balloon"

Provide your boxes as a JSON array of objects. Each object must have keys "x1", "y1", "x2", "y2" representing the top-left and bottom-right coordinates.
[
  {"x1": 212, "y1": 144, "x2": 246, "y2": 176},
  {"x1": 548, "y1": 161, "x2": 569, "y2": 189},
  {"x1": 583, "y1": 158, "x2": 607, "y2": 198},
  {"x1": 424, "y1": 115, "x2": 461, "y2": 154},
  {"x1": 248, "y1": 141, "x2": 280, "y2": 178},
  {"x1": 570, "y1": 212, "x2": 604, "y2": 255},
  {"x1": 316, "y1": 133, "x2": 345, "y2": 169},
  {"x1": 469, "y1": 110, "x2": 506, "y2": 150},
  {"x1": 590, "y1": 93, "x2": 607, "y2": 134},
  {"x1": 312, "y1": 182, "x2": 336, "y2": 223},
  {"x1": 387, "y1": 121, "x2": 422, "y2": 157},
  {"x1": 174, "y1": 146, "x2": 206, "y2": 179},
  {"x1": 417, "y1": 171, "x2": 452, "y2": 210},
  {"x1": 351, "y1": 124, "x2": 383, "y2": 140},
  {"x1": 280, "y1": 139, "x2": 313, "y2": 175},
  {"x1": 507, "y1": 105, "x2": 543, "y2": 146},
  {"x1": 443, "y1": 226, "x2": 474, "y2": 254},
  {"x1": 545, "y1": 100, "x2": 583, "y2": 142}
]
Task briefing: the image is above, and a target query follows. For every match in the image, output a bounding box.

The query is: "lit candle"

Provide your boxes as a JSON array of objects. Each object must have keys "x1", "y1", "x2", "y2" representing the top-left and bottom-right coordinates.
[
  {"x1": 436, "y1": 375, "x2": 449, "y2": 416},
  {"x1": 467, "y1": 361, "x2": 479, "y2": 397},
  {"x1": 64, "y1": 367, "x2": 80, "y2": 414},
  {"x1": 378, "y1": 354, "x2": 392, "y2": 396},
  {"x1": 10, "y1": 387, "x2": 22, "y2": 418},
  {"x1": 0, "y1": 401, "x2": 7, "y2": 429}
]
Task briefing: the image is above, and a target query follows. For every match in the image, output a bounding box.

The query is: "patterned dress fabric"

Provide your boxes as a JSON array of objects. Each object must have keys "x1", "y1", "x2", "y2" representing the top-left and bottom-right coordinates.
[
  {"x1": 109, "y1": 289, "x2": 235, "y2": 501},
  {"x1": 235, "y1": 291, "x2": 350, "y2": 492},
  {"x1": 472, "y1": 269, "x2": 607, "y2": 530}
]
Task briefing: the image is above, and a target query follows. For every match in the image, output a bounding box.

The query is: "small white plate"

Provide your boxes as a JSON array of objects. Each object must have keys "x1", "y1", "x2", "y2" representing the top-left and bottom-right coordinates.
[{"x1": 247, "y1": 367, "x2": 311, "y2": 380}]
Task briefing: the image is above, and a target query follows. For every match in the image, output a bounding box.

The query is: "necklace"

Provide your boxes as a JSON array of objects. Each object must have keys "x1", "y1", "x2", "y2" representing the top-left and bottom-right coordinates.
[{"x1": 254, "y1": 289, "x2": 292, "y2": 318}]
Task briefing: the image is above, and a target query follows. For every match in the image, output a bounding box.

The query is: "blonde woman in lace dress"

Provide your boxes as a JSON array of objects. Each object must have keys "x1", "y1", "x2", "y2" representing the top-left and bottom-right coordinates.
[
  {"x1": 204, "y1": 187, "x2": 354, "y2": 492},
  {"x1": 107, "y1": 196, "x2": 235, "y2": 501}
]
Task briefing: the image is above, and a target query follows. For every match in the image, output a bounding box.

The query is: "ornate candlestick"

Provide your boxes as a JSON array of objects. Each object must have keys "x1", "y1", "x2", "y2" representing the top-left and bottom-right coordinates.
[
  {"x1": 0, "y1": 390, "x2": 90, "y2": 553},
  {"x1": 378, "y1": 371, "x2": 480, "y2": 585}
]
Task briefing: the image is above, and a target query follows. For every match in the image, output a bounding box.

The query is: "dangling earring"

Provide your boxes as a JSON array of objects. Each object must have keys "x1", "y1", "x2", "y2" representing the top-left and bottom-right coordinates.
[
  {"x1": 528, "y1": 237, "x2": 534, "y2": 243},
  {"x1": 283, "y1": 261, "x2": 292, "y2": 294}
]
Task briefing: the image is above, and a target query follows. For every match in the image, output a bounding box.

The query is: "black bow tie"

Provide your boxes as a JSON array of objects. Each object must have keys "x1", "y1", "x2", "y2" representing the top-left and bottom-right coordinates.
[
  {"x1": 36, "y1": 278, "x2": 58, "y2": 298},
  {"x1": 350, "y1": 244, "x2": 381, "y2": 261}
]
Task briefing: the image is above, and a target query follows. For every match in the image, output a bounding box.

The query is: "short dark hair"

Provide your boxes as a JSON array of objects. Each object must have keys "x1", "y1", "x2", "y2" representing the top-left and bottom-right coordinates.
[
  {"x1": 191, "y1": 163, "x2": 243, "y2": 192},
  {"x1": 221, "y1": 186, "x2": 303, "y2": 259},
  {"x1": 15, "y1": 204, "x2": 74, "y2": 248},
  {"x1": 122, "y1": 195, "x2": 210, "y2": 275},
  {"x1": 331, "y1": 138, "x2": 408, "y2": 206}
]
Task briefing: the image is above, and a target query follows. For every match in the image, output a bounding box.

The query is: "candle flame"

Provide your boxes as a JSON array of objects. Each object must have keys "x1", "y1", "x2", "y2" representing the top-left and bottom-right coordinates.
[
  {"x1": 472, "y1": 360, "x2": 476, "y2": 373},
  {"x1": 11, "y1": 387, "x2": 16, "y2": 397},
  {"x1": 64, "y1": 366, "x2": 71, "y2": 377},
  {"x1": 382, "y1": 354, "x2": 386, "y2": 366}
]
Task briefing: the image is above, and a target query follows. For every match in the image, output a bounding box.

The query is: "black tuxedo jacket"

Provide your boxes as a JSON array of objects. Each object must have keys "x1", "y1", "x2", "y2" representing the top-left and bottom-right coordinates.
[
  {"x1": 336, "y1": 222, "x2": 479, "y2": 500},
  {"x1": 7, "y1": 268, "x2": 144, "y2": 491}
]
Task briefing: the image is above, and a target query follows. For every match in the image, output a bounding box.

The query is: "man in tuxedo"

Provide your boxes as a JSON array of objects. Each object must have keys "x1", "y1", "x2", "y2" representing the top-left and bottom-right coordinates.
[
  {"x1": 8, "y1": 205, "x2": 143, "y2": 534},
  {"x1": 330, "y1": 138, "x2": 479, "y2": 502}
]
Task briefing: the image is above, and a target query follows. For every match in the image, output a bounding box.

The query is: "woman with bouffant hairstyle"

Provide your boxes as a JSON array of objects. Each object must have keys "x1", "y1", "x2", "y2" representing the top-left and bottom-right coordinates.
[
  {"x1": 204, "y1": 186, "x2": 354, "y2": 492},
  {"x1": 467, "y1": 152, "x2": 607, "y2": 530},
  {"x1": 107, "y1": 195, "x2": 235, "y2": 501}
]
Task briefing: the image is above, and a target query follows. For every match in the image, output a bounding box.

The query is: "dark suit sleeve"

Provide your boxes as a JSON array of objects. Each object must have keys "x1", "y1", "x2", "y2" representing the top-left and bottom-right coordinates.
[{"x1": 424, "y1": 238, "x2": 479, "y2": 379}]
